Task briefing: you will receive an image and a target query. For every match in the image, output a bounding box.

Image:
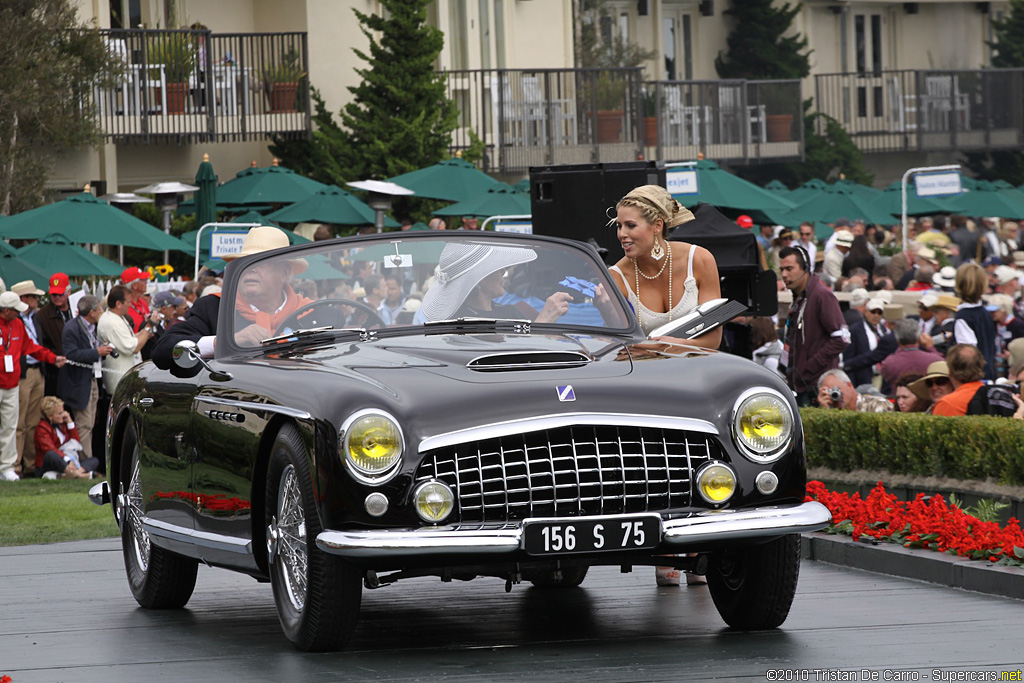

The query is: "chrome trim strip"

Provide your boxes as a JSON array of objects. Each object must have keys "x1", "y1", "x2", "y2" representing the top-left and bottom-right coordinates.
[
  {"x1": 196, "y1": 395, "x2": 312, "y2": 420},
  {"x1": 143, "y1": 518, "x2": 253, "y2": 554},
  {"x1": 419, "y1": 413, "x2": 719, "y2": 453},
  {"x1": 315, "y1": 501, "x2": 831, "y2": 560},
  {"x1": 467, "y1": 351, "x2": 592, "y2": 371}
]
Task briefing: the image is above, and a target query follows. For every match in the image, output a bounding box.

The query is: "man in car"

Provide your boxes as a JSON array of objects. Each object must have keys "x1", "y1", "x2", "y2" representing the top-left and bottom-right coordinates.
[{"x1": 151, "y1": 226, "x2": 307, "y2": 369}]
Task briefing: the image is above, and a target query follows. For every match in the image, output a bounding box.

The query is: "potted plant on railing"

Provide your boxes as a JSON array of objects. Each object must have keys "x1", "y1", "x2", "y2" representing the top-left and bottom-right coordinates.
[
  {"x1": 263, "y1": 49, "x2": 306, "y2": 113},
  {"x1": 641, "y1": 87, "x2": 659, "y2": 147},
  {"x1": 147, "y1": 33, "x2": 196, "y2": 115},
  {"x1": 594, "y1": 73, "x2": 627, "y2": 143}
]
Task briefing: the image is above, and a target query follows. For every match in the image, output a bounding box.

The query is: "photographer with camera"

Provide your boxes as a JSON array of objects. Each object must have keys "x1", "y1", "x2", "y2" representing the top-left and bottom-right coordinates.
[
  {"x1": 816, "y1": 368, "x2": 894, "y2": 412},
  {"x1": 98, "y1": 285, "x2": 155, "y2": 395}
]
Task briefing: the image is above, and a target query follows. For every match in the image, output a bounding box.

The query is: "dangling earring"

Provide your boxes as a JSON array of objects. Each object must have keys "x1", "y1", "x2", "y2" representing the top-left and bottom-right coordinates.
[{"x1": 651, "y1": 235, "x2": 665, "y2": 261}]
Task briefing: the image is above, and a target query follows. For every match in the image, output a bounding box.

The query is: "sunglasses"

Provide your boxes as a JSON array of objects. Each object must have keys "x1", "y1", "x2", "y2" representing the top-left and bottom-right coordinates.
[
  {"x1": 925, "y1": 377, "x2": 950, "y2": 387},
  {"x1": 869, "y1": 309, "x2": 883, "y2": 315}
]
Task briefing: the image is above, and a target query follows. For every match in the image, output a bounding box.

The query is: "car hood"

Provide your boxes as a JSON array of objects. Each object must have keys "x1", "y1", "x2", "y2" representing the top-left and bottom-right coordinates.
[{"x1": 230, "y1": 332, "x2": 782, "y2": 443}]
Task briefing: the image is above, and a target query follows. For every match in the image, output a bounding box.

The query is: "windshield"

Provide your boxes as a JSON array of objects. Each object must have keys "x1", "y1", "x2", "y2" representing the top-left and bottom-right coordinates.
[{"x1": 226, "y1": 234, "x2": 633, "y2": 347}]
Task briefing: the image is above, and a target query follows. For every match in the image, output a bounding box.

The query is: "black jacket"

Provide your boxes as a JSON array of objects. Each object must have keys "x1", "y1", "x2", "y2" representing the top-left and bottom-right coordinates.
[
  {"x1": 57, "y1": 316, "x2": 101, "y2": 412},
  {"x1": 844, "y1": 321, "x2": 897, "y2": 387},
  {"x1": 151, "y1": 295, "x2": 219, "y2": 373}
]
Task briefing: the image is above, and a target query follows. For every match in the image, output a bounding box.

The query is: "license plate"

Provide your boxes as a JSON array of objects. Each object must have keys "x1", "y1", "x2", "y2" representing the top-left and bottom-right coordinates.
[{"x1": 523, "y1": 514, "x2": 661, "y2": 556}]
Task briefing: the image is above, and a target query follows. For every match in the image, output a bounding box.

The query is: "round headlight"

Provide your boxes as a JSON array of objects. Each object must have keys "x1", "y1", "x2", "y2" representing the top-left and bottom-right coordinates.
[
  {"x1": 413, "y1": 481, "x2": 454, "y2": 524},
  {"x1": 341, "y1": 411, "x2": 404, "y2": 482},
  {"x1": 732, "y1": 389, "x2": 794, "y2": 462},
  {"x1": 696, "y1": 463, "x2": 736, "y2": 505}
]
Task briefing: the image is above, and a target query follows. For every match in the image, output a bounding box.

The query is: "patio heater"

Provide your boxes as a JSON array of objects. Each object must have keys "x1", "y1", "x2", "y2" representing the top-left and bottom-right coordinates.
[
  {"x1": 136, "y1": 181, "x2": 200, "y2": 265},
  {"x1": 346, "y1": 179, "x2": 414, "y2": 233},
  {"x1": 99, "y1": 193, "x2": 154, "y2": 264}
]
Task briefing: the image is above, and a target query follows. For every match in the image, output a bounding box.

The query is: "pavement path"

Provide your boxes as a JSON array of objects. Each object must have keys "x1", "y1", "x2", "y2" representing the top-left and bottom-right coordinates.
[{"x1": 3, "y1": 537, "x2": 1024, "y2": 682}]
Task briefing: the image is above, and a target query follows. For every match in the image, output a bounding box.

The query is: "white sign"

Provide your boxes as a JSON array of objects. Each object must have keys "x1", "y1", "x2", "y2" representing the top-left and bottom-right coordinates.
[
  {"x1": 666, "y1": 170, "x2": 699, "y2": 196},
  {"x1": 494, "y1": 221, "x2": 533, "y2": 234},
  {"x1": 209, "y1": 231, "x2": 247, "y2": 258},
  {"x1": 915, "y1": 171, "x2": 962, "y2": 197},
  {"x1": 384, "y1": 254, "x2": 414, "y2": 268}
]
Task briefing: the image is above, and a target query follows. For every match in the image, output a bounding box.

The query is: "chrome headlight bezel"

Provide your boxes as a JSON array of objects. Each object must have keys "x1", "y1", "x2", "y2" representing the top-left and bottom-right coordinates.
[
  {"x1": 339, "y1": 409, "x2": 405, "y2": 484},
  {"x1": 730, "y1": 387, "x2": 795, "y2": 463}
]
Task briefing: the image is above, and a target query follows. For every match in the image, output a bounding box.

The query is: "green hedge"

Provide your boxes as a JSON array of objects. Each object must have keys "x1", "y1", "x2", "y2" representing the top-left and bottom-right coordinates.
[{"x1": 800, "y1": 408, "x2": 1024, "y2": 486}]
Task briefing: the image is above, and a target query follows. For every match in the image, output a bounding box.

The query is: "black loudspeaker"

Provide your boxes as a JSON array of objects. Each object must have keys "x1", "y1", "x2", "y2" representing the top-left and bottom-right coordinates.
[
  {"x1": 903, "y1": 2, "x2": 918, "y2": 13},
  {"x1": 699, "y1": 0, "x2": 714, "y2": 16},
  {"x1": 530, "y1": 161, "x2": 665, "y2": 263},
  {"x1": 637, "y1": 0, "x2": 649, "y2": 16},
  {"x1": 91, "y1": 180, "x2": 107, "y2": 197},
  {"x1": 976, "y1": 1, "x2": 990, "y2": 12}
]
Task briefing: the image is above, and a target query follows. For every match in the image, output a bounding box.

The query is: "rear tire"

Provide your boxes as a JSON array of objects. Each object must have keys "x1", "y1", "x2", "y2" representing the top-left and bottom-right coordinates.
[
  {"x1": 706, "y1": 534, "x2": 801, "y2": 630},
  {"x1": 526, "y1": 565, "x2": 589, "y2": 588},
  {"x1": 120, "y1": 423, "x2": 198, "y2": 609},
  {"x1": 266, "y1": 424, "x2": 362, "y2": 651}
]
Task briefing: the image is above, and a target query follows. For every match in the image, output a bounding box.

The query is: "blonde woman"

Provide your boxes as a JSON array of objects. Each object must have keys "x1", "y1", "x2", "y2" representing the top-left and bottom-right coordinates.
[{"x1": 34, "y1": 396, "x2": 97, "y2": 479}]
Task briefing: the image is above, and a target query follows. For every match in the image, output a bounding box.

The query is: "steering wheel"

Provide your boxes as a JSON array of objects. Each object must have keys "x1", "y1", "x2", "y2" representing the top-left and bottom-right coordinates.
[{"x1": 274, "y1": 298, "x2": 387, "y2": 335}]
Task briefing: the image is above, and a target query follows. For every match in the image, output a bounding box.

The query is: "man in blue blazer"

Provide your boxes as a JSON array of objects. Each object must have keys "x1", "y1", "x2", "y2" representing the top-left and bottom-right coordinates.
[
  {"x1": 57, "y1": 296, "x2": 113, "y2": 464},
  {"x1": 843, "y1": 297, "x2": 897, "y2": 388}
]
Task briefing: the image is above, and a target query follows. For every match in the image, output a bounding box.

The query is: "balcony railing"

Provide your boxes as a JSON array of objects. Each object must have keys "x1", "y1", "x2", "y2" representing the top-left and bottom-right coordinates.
[
  {"x1": 814, "y1": 69, "x2": 1024, "y2": 154},
  {"x1": 646, "y1": 79, "x2": 803, "y2": 164},
  {"x1": 89, "y1": 29, "x2": 311, "y2": 143},
  {"x1": 441, "y1": 68, "x2": 803, "y2": 175}
]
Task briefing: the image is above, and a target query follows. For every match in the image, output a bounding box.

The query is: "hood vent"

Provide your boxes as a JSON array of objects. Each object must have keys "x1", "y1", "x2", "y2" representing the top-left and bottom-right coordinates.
[{"x1": 467, "y1": 351, "x2": 592, "y2": 372}]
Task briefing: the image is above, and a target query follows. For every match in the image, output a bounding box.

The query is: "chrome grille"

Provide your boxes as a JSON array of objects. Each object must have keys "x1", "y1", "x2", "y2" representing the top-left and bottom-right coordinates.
[{"x1": 415, "y1": 425, "x2": 721, "y2": 523}]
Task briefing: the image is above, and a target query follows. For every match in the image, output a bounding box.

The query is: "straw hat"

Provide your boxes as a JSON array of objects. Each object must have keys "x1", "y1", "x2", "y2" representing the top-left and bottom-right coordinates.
[
  {"x1": 1008, "y1": 338, "x2": 1024, "y2": 370},
  {"x1": 908, "y1": 361, "x2": 950, "y2": 401},
  {"x1": 834, "y1": 230, "x2": 854, "y2": 247},
  {"x1": 223, "y1": 226, "x2": 307, "y2": 274},
  {"x1": 932, "y1": 266, "x2": 957, "y2": 289},
  {"x1": 984, "y1": 293, "x2": 1015, "y2": 315},
  {"x1": 420, "y1": 242, "x2": 538, "y2": 321},
  {"x1": 10, "y1": 280, "x2": 44, "y2": 297},
  {"x1": 916, "y1": 246, "x2": 939, "y2": 264},
  {"x1": 931, "y1": 294, "x2": 962, "y2": 312}
]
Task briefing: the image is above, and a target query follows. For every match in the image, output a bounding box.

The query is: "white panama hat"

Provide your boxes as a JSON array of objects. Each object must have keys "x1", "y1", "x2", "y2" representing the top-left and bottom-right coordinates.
[{"x1": 420, "y1": 242, "x2": 538, "y2": 321}]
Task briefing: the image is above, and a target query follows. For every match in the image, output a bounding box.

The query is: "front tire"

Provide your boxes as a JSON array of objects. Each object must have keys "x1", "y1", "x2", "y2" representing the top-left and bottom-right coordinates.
[
  {"x1": 266, "y1": 424, "x2": 362, "y2": 651},
  {"x1": 706, "y1": 534, "x2": 801, "y2": 630},
  {"x1": 120, "y1": 423, "x2": 198, "y2": 609}
]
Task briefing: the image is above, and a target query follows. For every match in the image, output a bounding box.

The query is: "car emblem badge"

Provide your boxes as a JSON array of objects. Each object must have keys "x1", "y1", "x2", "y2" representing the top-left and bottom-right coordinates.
[{"x1": 556, "y1": 385, "x2": 576, "y2": 402}]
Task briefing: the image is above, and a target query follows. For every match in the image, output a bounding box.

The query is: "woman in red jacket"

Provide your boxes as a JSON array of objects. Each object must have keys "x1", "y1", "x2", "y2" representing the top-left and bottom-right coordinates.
[{"x1": 34, "y1": 396, "x2": 96, "y2": 479}]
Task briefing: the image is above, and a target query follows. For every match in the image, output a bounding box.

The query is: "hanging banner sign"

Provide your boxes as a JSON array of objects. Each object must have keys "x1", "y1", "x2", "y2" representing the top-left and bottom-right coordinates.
[
  {"x1": 666, "y1": 170, "x2": 699, "y2": 196},
  {"x1": 915, "y1": 171, "x2": 962, "y2": 197},
  {"x1": 209, "y1": 231, "x2": 248, "y2": 258}
]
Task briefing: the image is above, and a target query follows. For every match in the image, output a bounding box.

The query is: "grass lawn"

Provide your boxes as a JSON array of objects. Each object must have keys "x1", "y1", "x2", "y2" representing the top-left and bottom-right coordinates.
[{"x1": 0, "y1": 478, "x2": 119, "y2": 547}]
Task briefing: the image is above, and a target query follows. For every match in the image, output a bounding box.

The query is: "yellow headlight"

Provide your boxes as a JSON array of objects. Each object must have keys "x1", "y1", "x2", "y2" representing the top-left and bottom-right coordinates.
[
  {"x1": 697, "y1": 463, "x2": 736, "y2": 504},
  {"x1": 733, "y1": 392, "x2": 793, "y2": 460},
  {"x1": 342, "y1": 413, "x2": 403, "y2": 480}
]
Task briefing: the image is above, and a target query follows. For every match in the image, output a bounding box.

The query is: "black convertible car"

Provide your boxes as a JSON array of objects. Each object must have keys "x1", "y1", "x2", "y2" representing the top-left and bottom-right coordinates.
[{"x1": 90, "y1": 230, "x2": 830, "y2": 651}]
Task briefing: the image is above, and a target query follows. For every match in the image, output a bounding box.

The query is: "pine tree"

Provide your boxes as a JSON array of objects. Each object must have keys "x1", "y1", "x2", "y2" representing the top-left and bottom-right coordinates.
[
  {"x1": 0, "y1": 0, "x2": 114, "y2": 214},
  {"x1": 964, "y1": 0, "x2": 1024, "y2": 184},
  {"x1": 714, "y1": 0, "x2": 810, "y2": 80}
]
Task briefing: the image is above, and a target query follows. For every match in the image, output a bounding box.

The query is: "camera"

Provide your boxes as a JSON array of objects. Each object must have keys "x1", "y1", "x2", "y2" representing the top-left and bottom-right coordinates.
[
  {"x1": 108, "y1": 348, "x2": 119, "y2": 358},
  {"x1": 827, "y1": 386, "x2": 843, "y2": 408}
]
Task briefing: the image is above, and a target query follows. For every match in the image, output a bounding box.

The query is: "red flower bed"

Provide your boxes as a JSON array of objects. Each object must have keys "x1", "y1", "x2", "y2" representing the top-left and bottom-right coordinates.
[{"x1": 806, "y1": 480, "x2": 1024, "y2": 567}]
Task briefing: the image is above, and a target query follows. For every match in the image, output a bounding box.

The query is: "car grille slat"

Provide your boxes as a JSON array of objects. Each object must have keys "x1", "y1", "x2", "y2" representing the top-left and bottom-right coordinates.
[{"x1": 416, "y1": 425, "x2": 721, "y2": 523}]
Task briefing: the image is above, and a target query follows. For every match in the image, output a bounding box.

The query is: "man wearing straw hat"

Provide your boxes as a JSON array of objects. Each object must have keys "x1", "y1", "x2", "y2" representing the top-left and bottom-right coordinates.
[
  {"x1": 12, "y1": 280, "x2": 46, "y2": 477},
  {"x1": 152, "y1": 226, "x2": 310, "y2": 369}
]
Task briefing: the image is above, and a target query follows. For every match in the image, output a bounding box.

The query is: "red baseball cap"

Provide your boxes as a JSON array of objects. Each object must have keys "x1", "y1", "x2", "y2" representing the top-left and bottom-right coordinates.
[
  {"x1": 121, "y1": 267, "x2": 151, "y2": 284},
  {"x1": 48, "y1": 272, "x2": 70, "y2": 295},
  {"x1": 736, "y1": 215, "x2": 754, "y2": 229}
]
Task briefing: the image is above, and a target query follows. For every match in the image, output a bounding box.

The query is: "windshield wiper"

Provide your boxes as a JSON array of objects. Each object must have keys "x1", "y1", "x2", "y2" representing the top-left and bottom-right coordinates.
[
  {"x1": 423, "y1": 317, "x2": 532, "y2": 331},
  {"x1": 260, "y1": 326, "x2": 369, "y2": 346}
]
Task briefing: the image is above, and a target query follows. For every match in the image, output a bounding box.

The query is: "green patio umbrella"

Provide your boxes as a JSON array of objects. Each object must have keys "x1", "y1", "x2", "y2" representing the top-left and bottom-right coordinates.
[
  {"x1": 215, "y1": 161, "x2": 330, "y2": 207},
  {"x1": 763, "y1": 180, "x2": 791, "y2": 195},
  {"x1": 265, "y1": 186, "x2": 399, "y2": 227},
  {"x1": 944, "y1": 179, "x2": 1024, "y2": 219},
  {"x1": 0, "y1": 192, "x2": 191, "y2": 253},
  {"x1": 387, "y1": 157, "x2": 501, "y2": 202},
  {"x1": 0, "y1": 252, "x2": 51, "y2": 288},
  {"x1": 432, "y1": 184, "x2": 531, "y2": 218},
  {"x1": 194, "y1": 153, "x2": 218, "y2": 227},
  {"x1": 513, "y1": 178, "x2": 530, "y2": 194},
  {"x1": 16, "y1": 234, "x2": 124, "y2": 277},
  {"x1": 872, "y1": 181, "x2": 956, "y2": 217},
  {"x1": 831, "y1": 178, "x2": 882, "y2": 203},
  {"x1": 770, "y1": 183, "x2": 900, "y2": 228},
  {"x1": 351, "y1": 240, "x2": 447, "y2": 263},
  {"x1": 785, "y1": 178, "x2": 830, "y2": 205},
  {"x1": 669, "y1": 160, "x2": 796, "y2": 221}
]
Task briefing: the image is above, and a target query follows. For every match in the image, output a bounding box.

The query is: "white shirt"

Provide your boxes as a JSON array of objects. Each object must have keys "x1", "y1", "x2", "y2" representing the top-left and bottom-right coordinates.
[{"x1": 97, "y1": 309, "x2": 139, "y2": 395}]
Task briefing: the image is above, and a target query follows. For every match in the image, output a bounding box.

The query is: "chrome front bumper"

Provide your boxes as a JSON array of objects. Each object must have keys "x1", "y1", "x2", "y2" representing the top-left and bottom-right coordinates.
[{"x1": 316, "y1": 501, "x2": 831, "y2": 561}]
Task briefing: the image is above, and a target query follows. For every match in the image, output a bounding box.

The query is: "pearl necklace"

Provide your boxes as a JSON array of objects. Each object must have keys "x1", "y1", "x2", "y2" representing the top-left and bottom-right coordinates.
[{"x1": 632, "y1": 242, "x2": 673, "y2": 329}]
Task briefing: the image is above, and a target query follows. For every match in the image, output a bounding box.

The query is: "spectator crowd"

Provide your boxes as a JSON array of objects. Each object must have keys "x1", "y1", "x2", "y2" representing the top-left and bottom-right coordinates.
[{"x1": 756, "y1": 214, "x2": 1024, "y2": 420}]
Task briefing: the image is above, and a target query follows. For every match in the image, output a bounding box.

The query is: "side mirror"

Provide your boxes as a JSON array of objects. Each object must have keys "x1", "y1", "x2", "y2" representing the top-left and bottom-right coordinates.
[
  {"x1": 172, "y1": 340, "x2": 200, "y2": 369},
  {"x1": 647, "y1": 298, "x2": 748, "y2": 339}
]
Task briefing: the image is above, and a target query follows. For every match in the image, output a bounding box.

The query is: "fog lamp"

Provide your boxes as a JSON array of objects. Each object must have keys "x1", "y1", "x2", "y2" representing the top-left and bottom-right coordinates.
[
  {"x1": 413, "y1": 481, "x2": 454, "y2": 524},
  {"x1": 697, "y1": 463, "x2": 737, "y2": 505}
]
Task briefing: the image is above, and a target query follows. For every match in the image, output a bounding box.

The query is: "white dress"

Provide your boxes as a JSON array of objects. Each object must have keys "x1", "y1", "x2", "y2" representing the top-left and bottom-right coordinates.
[{"x1": 609, "y1": 244, "x2": 700, "y2": 335}]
